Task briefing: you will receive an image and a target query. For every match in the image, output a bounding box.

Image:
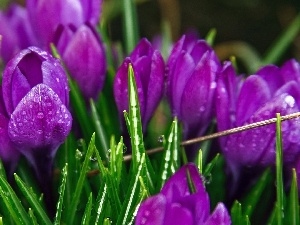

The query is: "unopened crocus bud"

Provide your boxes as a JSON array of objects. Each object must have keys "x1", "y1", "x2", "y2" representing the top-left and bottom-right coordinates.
[
  {"x1": 136, "y1": 163, "x2": 231, "y2": 225},
  {"x1": 166, "y1": 34, "x2": 221, "y2": 139},
  {"x1": 0, "y1": 4, "x2": 38, "y2": 63},
  {"x1": 2, "y1": 47, "x2": 72, "y2": 180},
  {"x1": 216, "y1": 60, "x2": 300, "y2": 169},
  {"x1": 26, "y1": 0, "x2": 102, "y2": 47},
  {"x1": 113, "y1": 38, "x2": 165, "y2": 129},
  {"x1": 54, "y1": 24, "x2": 106, "y2": 101}
]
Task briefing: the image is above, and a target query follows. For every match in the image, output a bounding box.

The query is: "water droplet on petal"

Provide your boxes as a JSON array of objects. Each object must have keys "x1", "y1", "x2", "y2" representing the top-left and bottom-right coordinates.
[{"x1": 37, "y1": 112, "x2": 44, "y2": 119}]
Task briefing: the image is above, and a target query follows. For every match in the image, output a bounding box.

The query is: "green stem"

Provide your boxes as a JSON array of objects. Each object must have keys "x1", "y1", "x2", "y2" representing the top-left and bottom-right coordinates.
[{"x1": 263, "y1": 13, "x2": 300, "y2": 65}]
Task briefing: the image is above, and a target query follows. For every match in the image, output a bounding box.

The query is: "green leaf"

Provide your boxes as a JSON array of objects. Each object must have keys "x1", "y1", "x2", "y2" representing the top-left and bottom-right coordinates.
[
  {"x1": 67, "y1": 133, "x2": 96, "y2": 225},
  {"x1": 0, "y1": 160, "x2": 6, "y2": 181},
  {"x1": 117, "y1": 154, "x2": 146, "y2": 225},
  {"x1": 14, "y1": 174, "x2": 52, "y2": 225},
  {"x1": 196, "y1": 149, "x2": 203, "y2": 174},
  {"x1": 287, "y1": 169, "x2": 299, "y2": 225},
  {"x1": 203, "y1": 153, "x2": 220, "y2": 177},
  {"x1": 90, "y1": 99, "x2": 109, "y2": 163},
  {"x1": 110, "y1": 137, "x2": 125, "y2": 188},
  {"x1": 68, "y1": 75, "x2": 92, "y2": 140},
  {"x1": 262, "y1": 13, "x2": 300, "y2": 65},
  {"x1": 242, "y1": 168, "x2": 272, "y2": 218},
  {"x1": 81, "y1": 193, "x2": 93, "y2": 225},
  {"x1": 157, "y1": 118, "x2": 180, "y2": 190},
  {"x1": 28, "y1": 208, "x2": 38, "y2": 225},
  {"x1": 54, "y1": 163, "x2": 68, "y2": 225},
  {"x1": 121, "y1": 0, "x2": 139, "y2": 53},
  {"x1": 231, "y1": 201, "x2": 243, "y2": 225},
  {"x1": 0, "y1": 176, "x2": 31, "y2": 225},
  {"x1": 127, "y1": 64, "x2": 155, "y2": 192},
  {"x1": 93, "y1": 183, "x2": 109, "y2": 225},
  {"x1": 205, "y1": 28, "x2": 217, "y2": 46},
  {"x1": 275, "y1": 113, "x2": 284, "y2": 225}
]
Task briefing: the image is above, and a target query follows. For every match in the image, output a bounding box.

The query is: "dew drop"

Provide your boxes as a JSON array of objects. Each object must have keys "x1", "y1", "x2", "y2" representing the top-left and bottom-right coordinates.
[
  {"x1": 199, "y1": 106, "x2": 205, "y2": 112},
  {"x1": 37, "y1": 129, "x2": 43, "y2": 134},
  {"x1": 37, "y1": 112, "x2": 44, "y2": 119},
  {"x1": 157, "y1": 135, "x2": 164, "y2": 143}
]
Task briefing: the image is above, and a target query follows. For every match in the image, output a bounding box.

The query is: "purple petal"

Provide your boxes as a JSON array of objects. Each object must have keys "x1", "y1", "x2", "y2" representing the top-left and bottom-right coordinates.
[
  {"x1": 27, "y1": 0, "x2": 84, "y2": 46},
  {"x1": 180, "y1": 51, "x2": 218, "y2": 136},
  {"x1": 225, "y1": 93, "x2": 299, "y2": 166},
  {"x1": 2, "y1": 48, "x2": 32, "y2": 114},
  {"x1": 164, "y1": 203, "x2": 194, "y2": 225},
  {"x1": 113, "y1": 58, "x2": 146, "y2": 120},
  {"x1": 216, "y1": 62, "x2": 238, "y2": 146},
  {"x1": 256, "y1": 65, "x2": 283, "y2": 95},
  {"x1": 167, "y1": 52, "x2": 195, "y2": 116},
  {"x1": 130, "y1": 38, "x2": 153, "y2": 62},
  {"x1": 8, "y1": 84, "x2": 72, "y2": 158},
  {"x1": 62, "y1": 24, "x2": 106, "y2": 100},
  {"x1": 161, "y1": 163, "x2": 206, "y2": 203},
  {"x1": 235, "y1": 75, "x2": 271, "y2": 126},
  {"x1": 53, "y1": 24, "x2": 76, "y2": 55},
  {"x1": 79, "y1": 0, "x2": 102, "y2": 25},
  {"x1": 0, "y1": 114, "x2": 20, "y2": 173},
  {"x1": 177, "y1": 192, "x2": 210, "y2": 223},
  {"x1": 190, "y1": 40, "x2": 213, "y2": 65},
  {"x1": 135, "y1": 194, "x2": 166, "y2": 225},
  {"x1": 280, "y1": 59, "x2": 300, "y2": 83},
  {"x1": 144, "y1": 50, "x2": 165, "y2": 125},
  {"x1": 204, "y1": 203, "x2": 231, "y2": 225}
]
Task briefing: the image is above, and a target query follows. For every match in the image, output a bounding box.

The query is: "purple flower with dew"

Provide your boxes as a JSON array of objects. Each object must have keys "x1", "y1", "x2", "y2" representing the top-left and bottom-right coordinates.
[
  {"x1": 113, "y1": 38, "x2": 165, "y2": 130},
  {"x1": 54, "y1": 23, "x2": 107, "y2": 101},
  {"x1": 26, "y1": 0, "x2": 102, "y2": 47},
  {"x1": 0, "y1": 4, "x2": 38, "y2": 63},
  {"x1": 2, "y1": 46, "x2": 72, "y2": 180},
  {"x1": 136, "y1": 163, "x2": 231, "y2": 225},
  {"x1": 166, "y1": 34, "x2": 221, "y2": 139},
  {"x1": 216, "y1": 60, "x2": 300, "y2": 171}
]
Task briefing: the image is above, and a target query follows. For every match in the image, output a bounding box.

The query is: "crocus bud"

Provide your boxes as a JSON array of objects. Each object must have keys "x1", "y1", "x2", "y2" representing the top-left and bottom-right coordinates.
[
  {"x1": 216, "y1": 60, "x2": 300, "y2": 168},
  {"x1": 0, "y1": 4, "x2": 38, "y2": 63},
  {"x1": 2, "y1": 47, "x2": 72, "y2": 180},
  {"x1": 166, "y1": 34, "x2": 220, "y2": 138},
  {"x1": 113, "y1": 38, "x2": 165, "y2": 129},
  {"x1": 26, "y1": 0, "x2": 102, "y2": 47},
  {"x1": 136, "y1": 163, "x2": 231, "y2": 225},
  {"x1": 54, "y1": 24, "x2": 106, "y2": 101}
]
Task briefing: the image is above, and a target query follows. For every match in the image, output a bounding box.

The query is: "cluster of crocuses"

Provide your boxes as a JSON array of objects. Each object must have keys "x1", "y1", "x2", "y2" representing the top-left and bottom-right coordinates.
[{"x1": 0, "y1": 0, "x2": 106, "y2": 101}]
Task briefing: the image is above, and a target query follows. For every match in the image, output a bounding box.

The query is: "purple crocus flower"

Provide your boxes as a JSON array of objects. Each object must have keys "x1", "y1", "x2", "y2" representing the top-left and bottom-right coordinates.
[
  {"x1": 1, "y1": 46, "x2": 72, "y2": 180},
  {"x1": 54, "y1": 24, "x2": 107, "y2": 101},
  {"x1": 216, "y1": 60, "x2": 300, "y2": 170},
  {"x1": 166, "y1": 34, "x2": 221, "y2": 139},
  {"x1": 0, "y1": 4, "x2": 38, "y2": 63},
  {"x1": 113, "y1": 38, "x2": 165, "y2": 129},
  {"x1": 26, "y1": 0, "x2": 102, "y2": 47},
  {"x1": 136, "y1": 163, "x2": 231, "y2": 225}
]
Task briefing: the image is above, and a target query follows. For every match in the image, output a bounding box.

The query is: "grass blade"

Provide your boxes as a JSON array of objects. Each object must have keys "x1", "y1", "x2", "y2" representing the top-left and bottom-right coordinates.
[
  {"x1": 275, "y1": 113, "x2": 284, "y2": 225},
  {"x1": 94, "y1": 183, "x2": 109, "y2": 225},
  {"x1": 287, "y1": 169, "x2": 299, "y2": 225},
  {"x1": 90, "y1": 99, "x2": 109, "y2": 163},
  {"x1": 81, "y1": 193, "x2": 93, "y2": 225},
  {"x1": 0, "y1": 176, "x2": 31, "y2": 225},
  {"x1": 54, "y1": 163, "x2": 68, "y2": 225},
  {"x1": 67, "y1": 133, "x2": 96, "y2": 225},
  {"x1": 14, "y1": 174, "x2": 52, "y2": 225}
]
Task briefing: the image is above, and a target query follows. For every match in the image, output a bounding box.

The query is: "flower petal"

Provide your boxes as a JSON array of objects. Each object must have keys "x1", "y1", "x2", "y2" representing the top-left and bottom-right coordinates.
[
  {"x1": 62, "y1": 24, "x2": 106, "y2": 100},
  {"x1": 204, "y1": 203, "x2": 231, "y2": 225},
  {"x1": 256, "y1": 65, "x2": 283, "y2": 95},
  {"x1": 164, "y1": 203, "x2": 194, "y2": 225},
  {"x1": 235, "y1": 75, "x2": 271, "y2": 126},
  {"x1": 8, "y1": 84, "x2": 72, "y2": 157},
  {"x1": 180, "y1": 51, "x2": 218, "y2": 136},
  {"x1": 135, "y1": 194, "x2": 166, "y2": 225}
]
